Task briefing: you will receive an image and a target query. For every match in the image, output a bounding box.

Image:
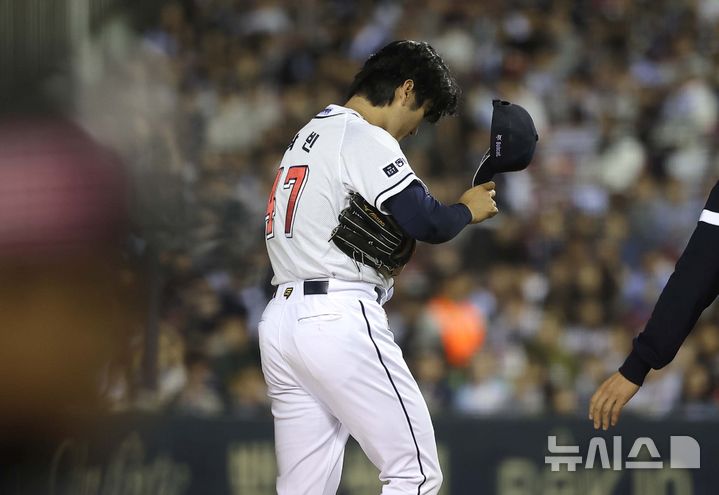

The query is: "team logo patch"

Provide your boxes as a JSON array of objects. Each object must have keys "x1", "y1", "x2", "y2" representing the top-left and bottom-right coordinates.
[
  {"x1": 383, "y1": 163, "x2": 398, "y2": 177},
  {"x1": 283, "y1": 287, "x2": 293, "y2": 299}
]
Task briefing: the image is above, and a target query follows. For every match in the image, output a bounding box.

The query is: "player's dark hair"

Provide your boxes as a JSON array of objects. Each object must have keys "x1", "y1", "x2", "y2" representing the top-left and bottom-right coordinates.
[{"x1": 347, "y1": 40, "x2": 461, "y2": 123}]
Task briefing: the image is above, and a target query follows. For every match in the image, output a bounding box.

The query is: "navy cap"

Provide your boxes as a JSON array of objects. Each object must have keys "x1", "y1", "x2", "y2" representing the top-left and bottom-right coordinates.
[{"x1": 472, "y1": 99, "x2": 539, "y2": 186}]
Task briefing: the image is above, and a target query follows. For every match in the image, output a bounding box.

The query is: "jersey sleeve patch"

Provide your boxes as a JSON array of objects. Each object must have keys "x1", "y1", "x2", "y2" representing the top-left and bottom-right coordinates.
[
  {"x1": 382, "y1": 157, "x2": 407, "y2": 178},
  {"x1": 383, "y1": 163, "x2": 399, "y2": 177}
]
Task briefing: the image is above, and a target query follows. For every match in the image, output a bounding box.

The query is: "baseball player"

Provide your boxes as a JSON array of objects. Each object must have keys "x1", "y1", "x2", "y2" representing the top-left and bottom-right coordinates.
[
  {"x1": 259, "y1": 40, "x2": 537, "y2": 494},
  {"x1": 589, "y1": 180, "x2": 719, "y2": 430}
]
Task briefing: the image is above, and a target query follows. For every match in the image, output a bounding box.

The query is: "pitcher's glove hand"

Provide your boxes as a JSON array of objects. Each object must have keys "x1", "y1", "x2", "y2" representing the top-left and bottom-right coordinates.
[{"x1": 330, "y1": 192, "x2": 415, "y2": 277}]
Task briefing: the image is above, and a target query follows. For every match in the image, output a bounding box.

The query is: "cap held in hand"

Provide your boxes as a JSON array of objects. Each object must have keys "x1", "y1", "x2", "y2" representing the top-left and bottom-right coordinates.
[{"x1": 472, "y1": 99, "x2": 539, "y2": 186}]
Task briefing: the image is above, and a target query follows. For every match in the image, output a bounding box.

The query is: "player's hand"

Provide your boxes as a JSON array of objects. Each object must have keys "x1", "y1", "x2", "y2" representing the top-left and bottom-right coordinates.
[
  {"x1": 459, "y1": 181, "x2": 498, "y2": 224},
  {"x1": 589, "y1": 372, "x2": 640, "y2": 430}
]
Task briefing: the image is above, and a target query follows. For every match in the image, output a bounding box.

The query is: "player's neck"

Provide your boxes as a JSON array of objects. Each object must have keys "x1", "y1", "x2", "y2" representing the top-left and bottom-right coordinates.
[{"x1": 344, "y1": 96, "x2": 401, "y2": 140}]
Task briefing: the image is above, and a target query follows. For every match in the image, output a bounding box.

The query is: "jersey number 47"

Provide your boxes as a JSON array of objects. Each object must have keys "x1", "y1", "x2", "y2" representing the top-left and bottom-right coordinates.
[{"x1": 265, "y1": 165, "x2": 309, "y2": 239}]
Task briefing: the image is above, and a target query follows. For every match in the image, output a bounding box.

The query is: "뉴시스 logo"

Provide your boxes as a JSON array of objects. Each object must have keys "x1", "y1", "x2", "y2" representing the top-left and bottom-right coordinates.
[{"x1": 545, "y1": 435, "x2": 700, "y2": 471}]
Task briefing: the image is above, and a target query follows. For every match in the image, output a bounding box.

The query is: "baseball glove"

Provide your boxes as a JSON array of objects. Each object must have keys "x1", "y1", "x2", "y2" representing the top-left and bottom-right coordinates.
[{"x1": 330, "y1": 192, "x2": 415, "y2": 277}]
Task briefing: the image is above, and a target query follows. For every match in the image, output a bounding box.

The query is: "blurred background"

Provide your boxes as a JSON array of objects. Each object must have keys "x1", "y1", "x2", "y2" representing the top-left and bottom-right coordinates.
[{"x1": 3, "y1": 0, "x2": 719, "y2": 494}]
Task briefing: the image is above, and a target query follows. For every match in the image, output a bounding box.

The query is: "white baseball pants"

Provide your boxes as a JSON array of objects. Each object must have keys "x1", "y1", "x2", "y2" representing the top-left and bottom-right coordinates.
[{"x1": 258, "y1": 279, "x2": 442, "y2": 495}]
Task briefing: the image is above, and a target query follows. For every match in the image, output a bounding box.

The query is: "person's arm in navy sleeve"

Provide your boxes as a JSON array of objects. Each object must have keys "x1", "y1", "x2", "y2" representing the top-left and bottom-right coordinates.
[
  {"x1": 383, "y1": 181, "x2": 472, "y2": 244},
  {"x1": 590, "y1": 180, "x2": 719, "y2": 430},
  {"x1": 619, "y1": 180, "x2": 719, "y2": 385}
]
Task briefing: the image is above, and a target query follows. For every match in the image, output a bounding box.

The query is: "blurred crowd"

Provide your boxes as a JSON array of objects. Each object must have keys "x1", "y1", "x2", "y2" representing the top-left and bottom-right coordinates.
[{"x1": 97, "y1": 0, "x2": 719, "y2": 420}]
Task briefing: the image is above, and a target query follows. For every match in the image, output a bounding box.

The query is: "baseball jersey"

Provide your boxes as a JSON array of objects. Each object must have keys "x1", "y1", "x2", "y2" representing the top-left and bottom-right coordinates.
[{"x1": 265, "y1": 104, "x2": 423, "y2": 289}]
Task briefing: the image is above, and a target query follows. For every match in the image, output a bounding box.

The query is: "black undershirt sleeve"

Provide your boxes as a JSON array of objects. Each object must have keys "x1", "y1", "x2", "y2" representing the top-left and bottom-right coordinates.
[
  {"x1": 383, "y1": 181, "x2": 472, "y2": 244},
  {"x1": 619, "y1": 181, "x2": 719, "y2": 385}
]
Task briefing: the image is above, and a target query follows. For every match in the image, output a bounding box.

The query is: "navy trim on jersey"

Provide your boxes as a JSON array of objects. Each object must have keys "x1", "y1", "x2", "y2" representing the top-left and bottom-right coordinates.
[
  {"x1": 313, "y1": 113, "x2": 348, "y2": 120},
  {"x1": 374, "y1": 172, "x2": 416, "y2": 209},
  {"x1": 313, "y1": 108, "x2": 361, "y2": 120},
  {"x1": 359, "y1": 300, "x2": 427, "y2": 494}
]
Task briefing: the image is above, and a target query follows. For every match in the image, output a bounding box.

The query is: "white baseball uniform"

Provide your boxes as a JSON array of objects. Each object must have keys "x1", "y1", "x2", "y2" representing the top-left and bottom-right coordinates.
[{"x1": 259, "y1": 104, "x2": 442, "y2": 494}]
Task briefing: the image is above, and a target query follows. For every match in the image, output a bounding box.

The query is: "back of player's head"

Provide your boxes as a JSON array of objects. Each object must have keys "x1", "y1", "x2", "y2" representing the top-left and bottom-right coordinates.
[{"x1": 347, "y1": 40, "x2": 460, "y2": 123}]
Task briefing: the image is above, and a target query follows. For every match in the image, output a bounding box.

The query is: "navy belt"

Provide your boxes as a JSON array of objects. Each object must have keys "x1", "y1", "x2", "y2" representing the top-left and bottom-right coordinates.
[
  {"x1": 274, "y1": 280, "x2": 329, "y2": 298},
  {"x1": 303, "y1": 280, "x2": 329, "y2": 295},
  {"x1": 274, "y1": 280, "x2": 384, "y2": 303}
]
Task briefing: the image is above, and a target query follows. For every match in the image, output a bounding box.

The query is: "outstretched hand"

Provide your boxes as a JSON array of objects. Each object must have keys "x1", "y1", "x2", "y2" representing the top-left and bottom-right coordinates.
[
  {"x1": 589, "y1": 372, "x2": 640, "y2": 430},
  {"x1": 459, "y1": 181, "x2": 498, "y2": 224}
]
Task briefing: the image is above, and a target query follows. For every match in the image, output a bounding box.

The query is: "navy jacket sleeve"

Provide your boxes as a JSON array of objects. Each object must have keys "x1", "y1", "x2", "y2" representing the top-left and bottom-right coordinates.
[
  {"x1": 383, "y1": 181, "x2": 472, "y2": 244},
  {"x1": 619, "y1": 180, "x2": 719, "y2": 386}
]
